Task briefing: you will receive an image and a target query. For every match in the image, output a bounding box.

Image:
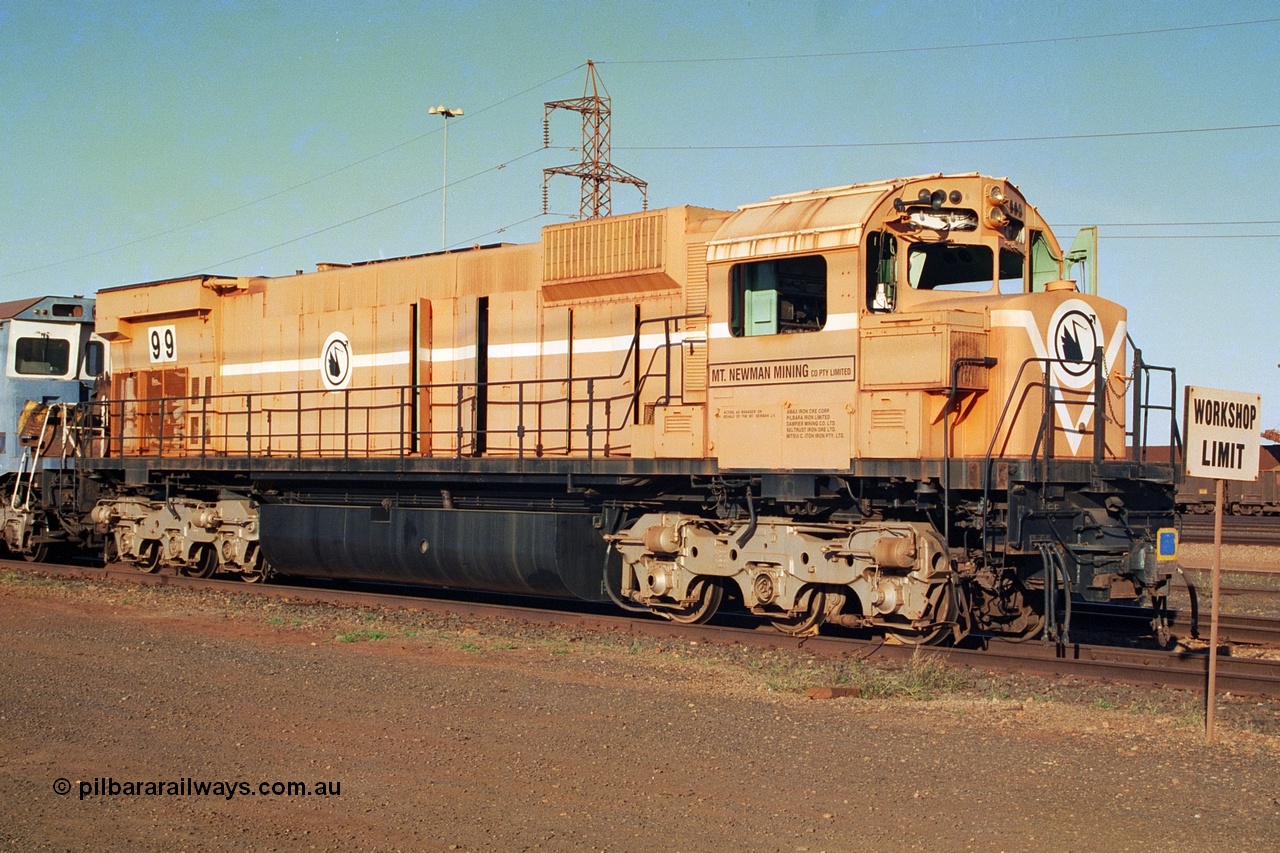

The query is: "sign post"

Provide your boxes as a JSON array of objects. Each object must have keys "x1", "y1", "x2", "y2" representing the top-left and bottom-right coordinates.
[{"x1": 1183, "y1": 386, "x2": 1261, "y2": 741}]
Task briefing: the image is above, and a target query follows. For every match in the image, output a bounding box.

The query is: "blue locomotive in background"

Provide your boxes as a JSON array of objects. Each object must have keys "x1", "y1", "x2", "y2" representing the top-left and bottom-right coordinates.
[{"x1": 0, "y1": 295, "x2": 103, "y2": 558}]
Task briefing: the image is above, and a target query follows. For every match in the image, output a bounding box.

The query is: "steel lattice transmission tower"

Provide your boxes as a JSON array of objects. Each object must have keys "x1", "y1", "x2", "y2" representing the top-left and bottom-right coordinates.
[{"x1": 542, "y1": 61, "x2": 647, "y2": 219}]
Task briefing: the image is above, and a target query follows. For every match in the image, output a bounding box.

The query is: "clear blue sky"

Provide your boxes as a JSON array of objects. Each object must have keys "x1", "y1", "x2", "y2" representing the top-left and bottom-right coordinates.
[{"x1": 2, "y1": 1, "x2": 1277, "y2": 432}]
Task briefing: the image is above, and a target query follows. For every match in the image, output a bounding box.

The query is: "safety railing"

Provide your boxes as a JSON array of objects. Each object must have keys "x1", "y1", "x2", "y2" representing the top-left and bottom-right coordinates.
[
  {"x1": 98, "y1": 313, "x2": 702, "y2": 462},
  {"x1": 1126, "y1": 336, "x2": 1182, "y2": 469},
  {"x1": 973, "y1": 342, "x2": 1180, "y2": 559}
]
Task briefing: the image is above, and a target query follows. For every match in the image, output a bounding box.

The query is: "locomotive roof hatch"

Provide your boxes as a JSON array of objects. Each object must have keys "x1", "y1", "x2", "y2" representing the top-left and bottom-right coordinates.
[
  {"x1": 706, "y1": 172, "x2": 1019, "y2": 264},
  {"x1": 706, "y1": 174, "x2": 972, "y2": 262},
  {"x1": 706, "y1": 179, "x2": 895, "y2": 262}
]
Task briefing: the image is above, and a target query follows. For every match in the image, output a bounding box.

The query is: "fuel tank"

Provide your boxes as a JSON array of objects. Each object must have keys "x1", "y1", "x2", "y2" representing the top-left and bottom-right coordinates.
[{"x1": 259, "y1": 504, "x2": 611, "y2": 602}]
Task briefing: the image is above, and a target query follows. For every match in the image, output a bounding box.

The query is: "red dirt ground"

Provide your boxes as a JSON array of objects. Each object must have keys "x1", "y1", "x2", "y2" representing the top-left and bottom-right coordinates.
[{"x1": 3, "y1": 575, "x2": 1279, "y2": 851}]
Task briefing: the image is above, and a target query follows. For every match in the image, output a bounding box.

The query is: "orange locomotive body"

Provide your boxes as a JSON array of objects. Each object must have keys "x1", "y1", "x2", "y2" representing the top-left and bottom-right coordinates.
[{"x1": 85, "y1": 173, "x2": 1178, "y2": 642}]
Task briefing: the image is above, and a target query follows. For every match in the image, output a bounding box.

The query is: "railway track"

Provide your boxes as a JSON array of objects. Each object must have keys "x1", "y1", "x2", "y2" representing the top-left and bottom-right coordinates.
[
  {"x1": 7, "y1": 558, "x2": 1280, "y2": 699},
  {"x1": 1179, "y1": 514, "x2": 1280, "y2": 544},
  {"x1": 1076, "y1": 601, "x2": 1280, "y2": 647}
]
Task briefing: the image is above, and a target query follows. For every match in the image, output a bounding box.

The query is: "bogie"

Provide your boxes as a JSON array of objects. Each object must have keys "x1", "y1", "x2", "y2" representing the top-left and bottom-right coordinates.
[
  {"x1": 612, "y1": 513, "x2": 968, "y2": 643},
  {"x1": 91, "y1": 496, "x2": 261, "y2": 580}
]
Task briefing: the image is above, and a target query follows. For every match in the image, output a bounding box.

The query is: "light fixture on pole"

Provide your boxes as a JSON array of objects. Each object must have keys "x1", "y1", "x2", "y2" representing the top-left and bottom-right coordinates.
[{"x1": 428, "y1": 104, "x2": 463, "y2": 250}]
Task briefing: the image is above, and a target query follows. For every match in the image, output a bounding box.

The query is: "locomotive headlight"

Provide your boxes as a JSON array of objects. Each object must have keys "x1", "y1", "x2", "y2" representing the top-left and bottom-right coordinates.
[{"x1": 985, "y1": 183, "x2": 1019, "y2": 231}]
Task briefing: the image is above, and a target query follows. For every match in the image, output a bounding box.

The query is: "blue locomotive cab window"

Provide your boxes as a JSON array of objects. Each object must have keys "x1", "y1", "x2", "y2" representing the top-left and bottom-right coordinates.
[
  {"x1": 15, "y1": 336, "x2": 71, "y2": 376},
  {"x1": 84, "y1": 340, "x2": 105, "y2": 377},
  {"x1": 730, "y1": 255, "x2": 827, "y2": 337}
]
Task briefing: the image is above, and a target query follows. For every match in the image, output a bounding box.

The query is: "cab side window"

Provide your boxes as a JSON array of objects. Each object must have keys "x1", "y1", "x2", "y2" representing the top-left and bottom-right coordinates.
[
  {"x1": 83, "y1": 340, "x2": 105, "y2": 378},
  {"x1": 865, "y1": 232, "x2": 897, "y2": 312},
  {"x1": 15, "y1": 336, "x2": 71, "y2": 376},
  {"x1": 729, "y1": 255, "x2": 827, "y2": 337}
]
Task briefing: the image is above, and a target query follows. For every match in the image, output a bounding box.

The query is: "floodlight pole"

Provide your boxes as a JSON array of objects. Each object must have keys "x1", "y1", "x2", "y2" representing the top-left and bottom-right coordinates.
[{"x1": 429, "y1": 104, "x2": 463, "y2": 250}]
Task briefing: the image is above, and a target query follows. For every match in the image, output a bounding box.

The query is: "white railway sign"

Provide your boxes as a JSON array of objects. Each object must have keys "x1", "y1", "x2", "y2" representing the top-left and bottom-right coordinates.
[
  {"x1": 1183, "y1": 386, "x2": 1261, "y2": 481},
  {"x1": 1183, "y1": 385, "x2": 1262, "y2": 742}
]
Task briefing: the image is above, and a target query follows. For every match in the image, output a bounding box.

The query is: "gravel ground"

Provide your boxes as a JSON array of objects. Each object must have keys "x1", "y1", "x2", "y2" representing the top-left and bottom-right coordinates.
[
  {"x1": 2, "y1": 570, "x2": 1279, "y2": 852},
  {"x1": 1178, "y1": 543, "x2": 1280, "y2": 573}
]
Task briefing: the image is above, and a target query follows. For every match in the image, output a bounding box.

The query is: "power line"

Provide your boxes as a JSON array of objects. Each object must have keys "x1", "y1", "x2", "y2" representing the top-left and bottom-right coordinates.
[
  {"x1": 452, "y1": 212, "x2": 574, "y2": 249},
  {"x1": 1101, "y1": 234, "x2": 1280, "y2": 239},
  {"x1": 186, "y1": 148, "x2": 547, "y2": 274},
  {"x1": 1, "y1": 65, "x2": 586, "y2": 282},
  {"x1": 601, "y1": 18, "x2": 1280, "y2": 64},
  {"x1": 1061, "y1": 220, "x2": 1280, "y2": 227},
  {"x1": 616, "y1": 122, "x2": 1280, "y2": 152}
]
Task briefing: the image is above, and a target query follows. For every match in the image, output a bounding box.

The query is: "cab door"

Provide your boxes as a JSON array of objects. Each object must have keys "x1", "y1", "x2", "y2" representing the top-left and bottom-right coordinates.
[{"x1": 706, "y1": 253, "x2": 856, "y2": 471}]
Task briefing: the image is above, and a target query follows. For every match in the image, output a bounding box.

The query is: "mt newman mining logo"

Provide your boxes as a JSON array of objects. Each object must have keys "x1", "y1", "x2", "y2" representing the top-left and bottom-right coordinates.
[
  {"x1": 709, "y1": 356, "x2": 855, "y2": 387},
  {"x1": 996, "y1": 298, "x2": 1126, "y2": 455}
]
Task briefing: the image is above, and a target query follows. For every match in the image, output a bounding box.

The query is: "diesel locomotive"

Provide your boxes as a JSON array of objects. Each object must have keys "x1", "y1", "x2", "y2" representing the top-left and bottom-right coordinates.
[
  {"x1": 25, "y1": 173, "x2": 1182, "y2": 643},
  {"x1": 0, "y1": 295, "x2": 103, "y2": 560}
]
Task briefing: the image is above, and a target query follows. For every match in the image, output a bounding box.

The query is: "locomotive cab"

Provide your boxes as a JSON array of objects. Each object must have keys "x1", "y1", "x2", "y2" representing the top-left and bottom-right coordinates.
[
  {"x1": 677, "y1": 174, "x2": 1174, "y2": 641},
  {"x1": 0, "y1": 295, "x2": 104, "y2": 558}
]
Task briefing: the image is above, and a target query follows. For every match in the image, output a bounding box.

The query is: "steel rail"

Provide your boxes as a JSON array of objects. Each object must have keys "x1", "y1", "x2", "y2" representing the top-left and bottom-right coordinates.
[
  {"x1": 1180, "y1": 515, "x2": 1280, "y2": 544},
  {"x1": 6, "y1": 559, "x2": 1280, "y2": 698},
  {"x1": 1074, "y1": 600, "x2": 1280, "y2": 647}
]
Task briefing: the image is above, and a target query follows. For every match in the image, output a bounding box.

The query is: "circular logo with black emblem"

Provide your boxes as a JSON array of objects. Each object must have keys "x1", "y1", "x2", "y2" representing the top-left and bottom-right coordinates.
[
  {"x1": 321, "y1": 332, "x2": 352, "y2": 390},
  {"x1": 1046, "y1": 299, "x2": 1101, "y2": 390}
]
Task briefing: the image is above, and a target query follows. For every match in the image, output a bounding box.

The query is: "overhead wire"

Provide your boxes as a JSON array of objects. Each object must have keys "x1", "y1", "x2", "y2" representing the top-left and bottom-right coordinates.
[
  {"x1": 1100, "y1": 234, "x2": 1280, "y2": 240},
  {"x1": 451, "y1": 211, "x2": 576, "y2": 250},
  {"x1": 11, "y1": 17, "x2": 1280, "y2": 281},
  {"x1": 1060, "y1": 220, "x2": 1280, "y2": 238},
  {"x1": 1062, "y1": 220, "x2": 1280, "y2": 227},
  {"x1": 186, "y1": 147, "x2": 548, "y2": 273},
  {"x1": 616, "y1": 122, "x2": 1280, "y2": 151},
  {"x1": 600, "y1": 18, "x2": 1280, "y2": 64},
  {"x1": 1, "y1": 64, "x2": 586, "y2": 281}
]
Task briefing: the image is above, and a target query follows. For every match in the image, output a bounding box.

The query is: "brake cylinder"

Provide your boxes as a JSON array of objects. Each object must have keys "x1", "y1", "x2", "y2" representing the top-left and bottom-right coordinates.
[{"x1": 873, "y1": 535, "x2": 917, "y2": 569}]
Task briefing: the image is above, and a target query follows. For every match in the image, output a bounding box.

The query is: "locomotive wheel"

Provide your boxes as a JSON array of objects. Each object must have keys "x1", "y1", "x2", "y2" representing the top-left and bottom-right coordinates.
[
  {"x1": 998, "y1": 608, "x2": 1046, "y2": 643},
  {"x1": 665, "y1": 578, "x2": 723, "y2": 625},
  {"x1": 883, "y1": 582, "x2": 956, "y2": 646},
  {"x1": 241, "y1": 566, "x2": 269, "y2": 583},
  {"x1": 21, "y1": 542, "x2": 48, "y2": 563},
  {"x1": 770, "y1": 587, "x2": 837, "y2": 637},
  {"x1": 240, "y1": 550, "x2": 271, "y2": 584},
  {"x1": 986, "y1": 580, "x2": 1045, "y2": 643},
  {"x1": 182, "y1": 545, "x2": 219, "y2": 579},
  {"x1": 136, "y1": 541, "x2": 161, "y2": 573}
]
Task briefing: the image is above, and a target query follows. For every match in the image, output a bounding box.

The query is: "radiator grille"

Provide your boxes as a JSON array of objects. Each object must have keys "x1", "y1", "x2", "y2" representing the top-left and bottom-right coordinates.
[
  {"x1": 664, "y1": 413, "x2": 693, "y2": 434},
  {"x1": 952, "y1": 331, "x2": 990, "y2": 391},
  {"x1": 682, "y1": 242, "x2": 708, "y2": 395},
  {"x1": 544, "y1": 212, "x2": 665, "y2": 282},
  {"x1": 684, "y1": 242, "x2": 708, "y2": 315},
  {"x1": 683, "y1": 344, "x2": 707, "y2": 394},
  {"x1": 871, "y1": 408, "x2": 907, "y2": 429}
]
